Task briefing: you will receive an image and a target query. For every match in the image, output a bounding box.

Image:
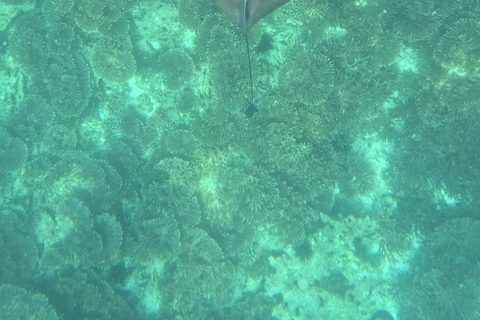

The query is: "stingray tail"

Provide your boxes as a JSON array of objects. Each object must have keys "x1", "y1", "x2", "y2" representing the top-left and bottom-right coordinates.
[{"x1": 245, "y1": 33, "x2": 255, "y2": 106}]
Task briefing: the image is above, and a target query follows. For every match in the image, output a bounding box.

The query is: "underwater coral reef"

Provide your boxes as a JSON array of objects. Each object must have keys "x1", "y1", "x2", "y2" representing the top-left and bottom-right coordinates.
[{"x1": 0, "y1": 0, "x2": 479, "y2": 319}]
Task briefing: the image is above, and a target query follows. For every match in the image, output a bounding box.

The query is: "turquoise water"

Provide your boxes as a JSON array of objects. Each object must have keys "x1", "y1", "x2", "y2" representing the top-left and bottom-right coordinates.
[{"x1": 0, "y1": 0, "x2": 479, "y2": 319}]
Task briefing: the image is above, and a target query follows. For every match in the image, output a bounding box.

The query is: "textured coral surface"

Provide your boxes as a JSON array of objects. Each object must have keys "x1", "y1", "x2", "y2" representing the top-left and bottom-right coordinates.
[{"x1": 0, "y1": 0, "x2": 479, "y2": 319}]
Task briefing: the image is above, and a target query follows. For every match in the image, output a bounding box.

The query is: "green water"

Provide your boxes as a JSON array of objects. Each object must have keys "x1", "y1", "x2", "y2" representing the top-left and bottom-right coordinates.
[{"x1": 0, "y1": 0, "x2": 479, "y2": 319}]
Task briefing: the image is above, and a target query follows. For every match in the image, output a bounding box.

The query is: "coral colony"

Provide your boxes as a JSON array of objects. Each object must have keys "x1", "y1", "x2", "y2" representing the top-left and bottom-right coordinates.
[{"x1": 0, "y1": 0, "x2": 479, "y2": 320}]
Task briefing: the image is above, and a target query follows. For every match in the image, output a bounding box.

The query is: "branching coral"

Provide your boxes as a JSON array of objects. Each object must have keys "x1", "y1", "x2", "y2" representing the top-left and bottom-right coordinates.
[
  {"x1": 178, "y1": 0, "x2": 212, "y2": 30},
  {"x1": 192, "y1": 108, "x2": 247, "y2": 146},
  {"x1": 338, "y1": 153, "x2": 376, "y2": 198},
  {"x1": 297, "y1": 0, "x2": 328, "y2": 19},
  {"x1": 31, "y1": 54, "x2": 92, "y2": 118},
  {"x1": 366, "y1": 64, "x2": 400, "y2": 107},
  {"x1": 194, "y1": 148, "x2": 239, "y2": 230},
  {"x1": 4, "y1": 1, "x2": 480, "y2": 319},
  {"x1": 0, "y1": 285, "x2": 58, "y2": 320},
  {"x1": 0, "y1": 129, "x2": 28, "y2": 172},
  {"x1": 258, "y1": 123, "x2": 313, "y2": 172},
  {"x1": 324, "y1": 36, "x2": 371, "y2": 78},
  {"x1": 8, "y1": 14, "x2": 48, "y2": 75},
  {"x1": 48, "y1": 151, "x2": 115, "y2": 210},
  {"x1": 386, "y1": 0, "x2": 441, "y2": 42},
  {"x1": 399, "y1": 268, "x2": 480, "y2": 320},
  {"x1": 275, "y1": 214, "x2": 307, "y2": 246},
  {"x1": 255, "y1": 95, "x2": 299, "y2": 131},
  {"x1": 106, "y1": 141, "x2": 139, "y2": 183},
  {"x1": 24, "y1": 156, "x2": 52, "y2": 183},
  {"x1": 0, "y1": 211, "x2": 38, "y2": 283},
  {"x1": 322, "y1": 33, "x2": 400, "y2": 115},
  {"x1": 159, "y1": 50, "x2": 194, "y2": 91},
  {"x1": 395, "y1": 94, "x2": 479, "y2": 198},
  {"x1": 418, "y1": 269, "x2": 480, "y2": 320},
  {"x1": 91, "y1": 36, "x2": 137, "y2": 83},
  {"x1": 41, "y1": 0, "x2": 74, "y2": 24},
  {"x1": 375, "y1": 216, "x2": 411, "y2": 262},
  {"x1": 279, "y1": 49, "x2": 334, "y2": 106},
  {"x1": 98, "y1": 15, "x2": 130, "y2": 39},
  {"x1": 416, "y1": 76, "x2": 480, "y2": 127},
  {"x1": 230, "y1": 163, "x2": 281, "y2": 218},
  {"x1": 434, "y1": 18, "x2": 480, "y2": 75},
  {"x1": 176, "y1": 229, "x2": 224, "y2": 272},
  {"x1": 173, "y1": 194, "x2": 202, "y2": 228},
  {"x1": 426, "y1": 218, "x2": 480, "y2": 275},
  {"x1": 249, "y1": 118, "x2": 333, "y2": 205},
  {"x1": 119, "y1": 105, "x2": 148, "y2": 140},
  {"x1": 46, "y1": 21, "x2": 76, "y2": 55},
  {"x1": 398, "y1": 218, "x2": 480, "y2": 320},
  {"x1": 74, "y1": 0, "x2": 105, "y2": 31},
  {"x1": 41, "y1": 124, "x2": 77, "y2": 157},
  {"x1": 143, "y1": 157, "x2": 195, "y2": 206},
  {"x1": 39, "y1": 198, "x2": 102, "y2": 269},
  {"x1": 93, "y1": 213, "x2": 123, "y2": 266},
  {"x1": 97, "y1": 160, "x2": 123, "y2": 211},
  {"x1": 162, "y1": 129, "x2": 200, "y2": 159},
  {"x1": 370, "y1": 30, "x2": 403, "y2": 66},
  {"x1": 193, "y1": 13, "x2": 232, "y2": 61},
  {"x1": 205, "y1": 24, "x2": 256, "y2": 108},
  {"x1": 176, "y1": 88, "x2": 199, "y2": 113},
  {"x1": 34, "y1": 265, "x2": 133, "y2": 319},
  {"x1": 173, "y1": 228, "x2": 233, "y2": 313},
  {"x1": 7, "y1": 95, "x2": 54, "y2": 145},
  {"x1": 387, "y1": 138, "x2": 439, "y2": 192},
  {"x1": 74, "y1": 0, "x2": 127, "y2": 33},
  {"x1": 133, "y1": 209, "x2": 180, "y2": 261}
]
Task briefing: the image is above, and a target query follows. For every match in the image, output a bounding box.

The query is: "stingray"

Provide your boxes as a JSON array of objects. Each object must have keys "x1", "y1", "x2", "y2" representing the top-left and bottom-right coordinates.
[
  {"x1": 212, "y1": 0, "x2": 291, "y2": 105},
  {"x1": 213, "y1": 0, "x2": 291, "y2": 33}
]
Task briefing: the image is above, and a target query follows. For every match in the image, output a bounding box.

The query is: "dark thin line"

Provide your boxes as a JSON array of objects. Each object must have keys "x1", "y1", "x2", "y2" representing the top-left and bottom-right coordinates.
[{"x1": 245, "y1": 32, "x2": 254, "y2": 105}]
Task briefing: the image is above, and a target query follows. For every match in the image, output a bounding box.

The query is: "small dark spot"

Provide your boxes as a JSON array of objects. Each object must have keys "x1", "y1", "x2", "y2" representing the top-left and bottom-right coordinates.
[
  {"x1": 267, "y1": 249, "x2": 285, "y2": 258},
  {"x1": 243, "y1": 101, "x2": 258, "y2": 118},
  {"x1": 305, "y1": 218, "x2": 326, "y2": 236},
  {"x1": 371, "y1": 309, "x2": 395, "y2": 320},
  {"x1": 255, "y1": 33, "x2": 274, "y2": 54},
  {"x1": 330, "y1": 130, "x2": 353, "y2": 153},
  {"x1": 108, "y1": 261, "x2": 133, "y2": 284},
  {"x1": 294, "y1": 240, "x2": 313, "y2": 260},
  {"x1": 315, "y1": 271, "x2": 352, "y2": 298},
  {"x1": 353, "y1": 236, "x2": 382, "y2": 267}
]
